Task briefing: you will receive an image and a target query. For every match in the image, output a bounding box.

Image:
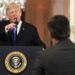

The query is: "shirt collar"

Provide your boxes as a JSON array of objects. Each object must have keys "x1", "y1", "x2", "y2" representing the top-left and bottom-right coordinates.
[
  {"x1": 17, "y1": 20, "x2": 22, "y2": 34},
  {"x1": 17, "y1": 20, "x2": 22, "y2": 28}
]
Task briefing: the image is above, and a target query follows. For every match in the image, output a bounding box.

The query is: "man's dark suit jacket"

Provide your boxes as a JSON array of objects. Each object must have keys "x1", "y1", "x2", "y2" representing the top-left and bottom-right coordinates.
[
  {"x1": 0, "y1": 20, "x2": 45, "y2": 47},
  {"x1": 32, "y1": 39, "x2": 75, "y2": 75}
]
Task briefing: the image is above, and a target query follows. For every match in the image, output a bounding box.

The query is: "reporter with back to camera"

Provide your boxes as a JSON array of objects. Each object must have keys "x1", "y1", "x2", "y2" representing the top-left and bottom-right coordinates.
[{"x1": 32, "y1": 15, "x2": 75, "y2": 75}]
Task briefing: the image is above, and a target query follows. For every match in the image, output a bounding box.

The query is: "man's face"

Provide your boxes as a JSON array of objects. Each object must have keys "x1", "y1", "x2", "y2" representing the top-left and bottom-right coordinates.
[{"x1": 7, "y1": 7, "x2": 21, "y2": 23}]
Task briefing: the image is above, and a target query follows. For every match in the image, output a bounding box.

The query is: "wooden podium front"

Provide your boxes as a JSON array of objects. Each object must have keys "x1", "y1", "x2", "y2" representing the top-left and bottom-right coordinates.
[{"x1": 0, "y1": 46, "x2": 43, "y2": 75}]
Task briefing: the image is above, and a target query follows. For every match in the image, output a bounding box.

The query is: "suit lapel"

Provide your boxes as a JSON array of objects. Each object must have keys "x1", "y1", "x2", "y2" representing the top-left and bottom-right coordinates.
[{"x1": 16, "y1": 22, "x2": 25, "y2": 40}]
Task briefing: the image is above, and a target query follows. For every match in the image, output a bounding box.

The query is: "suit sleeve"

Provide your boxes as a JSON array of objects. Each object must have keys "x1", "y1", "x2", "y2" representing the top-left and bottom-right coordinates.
[
  {"x1": 31, "y1": 50, "x2": 45, "y2": 75},
  {"x1": 0, "y1": 20, "x2": 9, "y2": 42}
]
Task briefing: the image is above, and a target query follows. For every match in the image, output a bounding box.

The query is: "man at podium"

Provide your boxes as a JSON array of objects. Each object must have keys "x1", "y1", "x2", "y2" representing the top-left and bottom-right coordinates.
[{"x1": 0, "y1": 3, "x2": 45, "y2": 48}]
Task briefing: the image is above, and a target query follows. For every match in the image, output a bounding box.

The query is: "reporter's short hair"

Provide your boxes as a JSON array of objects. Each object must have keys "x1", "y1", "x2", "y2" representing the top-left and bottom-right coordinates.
[{"x1": 48, "y1": 15, "x2": 70, "y2": 40}]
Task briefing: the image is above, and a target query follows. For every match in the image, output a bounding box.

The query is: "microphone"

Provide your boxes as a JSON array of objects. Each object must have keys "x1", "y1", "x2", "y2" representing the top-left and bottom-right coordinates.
[
  {"x1": 15, "y1": 21, "x2": 18, "y2": 25},
  {"x1": 14, "y1": 18, "x2": 18, "y2": 28}
]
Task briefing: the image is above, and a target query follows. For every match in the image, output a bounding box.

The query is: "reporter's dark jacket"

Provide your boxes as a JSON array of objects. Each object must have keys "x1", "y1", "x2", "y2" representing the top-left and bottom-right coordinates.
[{"x1": 32, "y1": 39, "x2": 75, "y2": 75}]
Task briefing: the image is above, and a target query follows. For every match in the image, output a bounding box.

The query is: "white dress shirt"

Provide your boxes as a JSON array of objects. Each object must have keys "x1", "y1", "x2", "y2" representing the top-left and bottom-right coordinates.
[{"x1": 17, "y1": 20, "x2": 22, "y2": 35}]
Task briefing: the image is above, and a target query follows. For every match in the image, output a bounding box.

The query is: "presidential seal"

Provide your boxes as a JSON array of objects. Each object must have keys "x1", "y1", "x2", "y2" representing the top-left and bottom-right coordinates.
[{"x1": 5, "y1": 51, "x2": 27, "y2": 73}]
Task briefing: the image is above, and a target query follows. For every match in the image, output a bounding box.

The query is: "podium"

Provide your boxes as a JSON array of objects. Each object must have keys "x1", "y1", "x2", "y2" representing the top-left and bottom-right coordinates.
[{"x1": 0, "y1": 46, "x2": 43, "y2": 75}]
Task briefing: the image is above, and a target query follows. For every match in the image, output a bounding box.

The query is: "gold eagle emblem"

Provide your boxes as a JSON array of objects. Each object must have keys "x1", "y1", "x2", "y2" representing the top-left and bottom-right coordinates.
[{"x1": 5, "y1": 51, "x2": 27, "y2": 73}]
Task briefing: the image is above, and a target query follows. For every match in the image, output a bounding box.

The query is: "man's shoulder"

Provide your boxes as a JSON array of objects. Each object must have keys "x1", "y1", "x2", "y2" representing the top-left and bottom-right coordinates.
[{"x1": 22, "y1": 21, "x2": 37, "y2": 30}]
